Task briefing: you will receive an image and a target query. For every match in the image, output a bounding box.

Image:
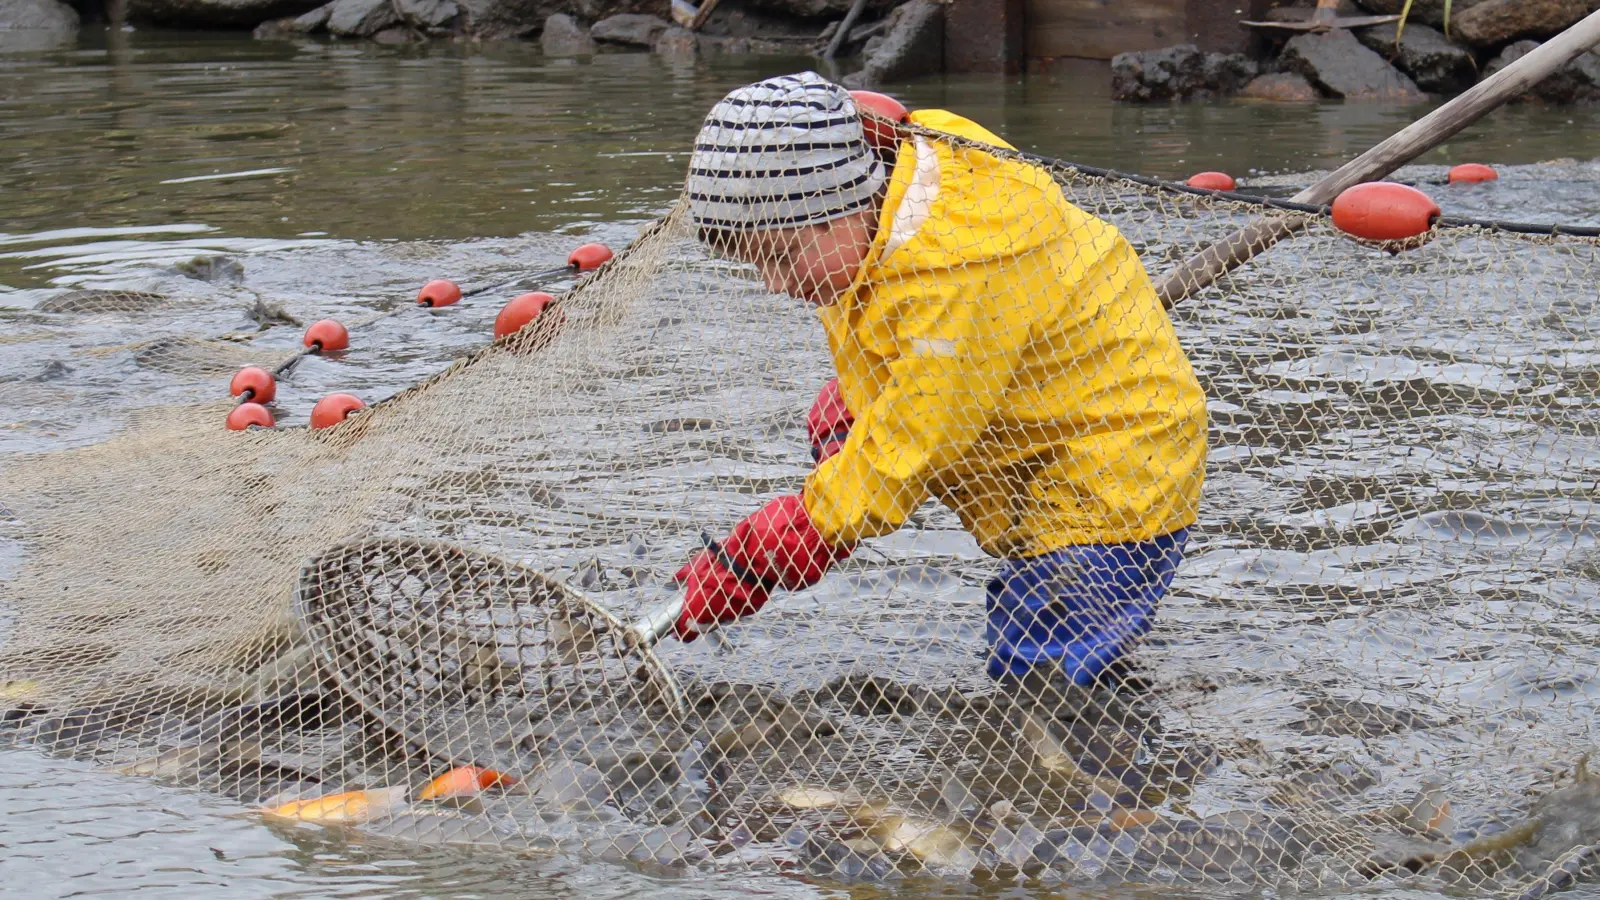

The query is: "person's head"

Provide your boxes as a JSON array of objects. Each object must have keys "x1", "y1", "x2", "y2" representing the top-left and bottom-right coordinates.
[{"x1": 687, "y1": 72, "x2": 885, "y2": 307}]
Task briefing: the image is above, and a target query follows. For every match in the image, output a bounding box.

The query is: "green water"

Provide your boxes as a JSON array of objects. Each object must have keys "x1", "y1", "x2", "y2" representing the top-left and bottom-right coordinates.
[{"x1": 2, "y1": 26, "x2": 1599, "y2": 900}]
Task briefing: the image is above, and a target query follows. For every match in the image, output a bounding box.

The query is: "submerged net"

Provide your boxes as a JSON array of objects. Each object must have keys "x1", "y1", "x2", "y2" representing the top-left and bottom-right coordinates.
[{"x1": 1, "y1": 119, "x2": 1598, "y2": 898}]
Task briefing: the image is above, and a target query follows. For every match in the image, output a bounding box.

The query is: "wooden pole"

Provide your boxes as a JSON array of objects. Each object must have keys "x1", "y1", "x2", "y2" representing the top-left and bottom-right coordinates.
[
  {"x1": 1155, "y1": 8, "x2": 1600, "y2": 308},
  {"x1": 824, "y1": 0, "x2": 871, "y2": 60}
]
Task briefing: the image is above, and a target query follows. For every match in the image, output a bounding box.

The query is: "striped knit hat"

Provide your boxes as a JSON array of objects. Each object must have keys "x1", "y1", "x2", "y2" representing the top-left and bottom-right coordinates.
[{"x1": 687, "y1": 72, "x2": 886, "y2": 233}]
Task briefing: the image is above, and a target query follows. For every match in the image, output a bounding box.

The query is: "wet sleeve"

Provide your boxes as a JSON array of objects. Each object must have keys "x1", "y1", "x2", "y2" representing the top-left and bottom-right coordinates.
[{"x1": 803, "y1": 257, "x2": 1041, "y2": 545}]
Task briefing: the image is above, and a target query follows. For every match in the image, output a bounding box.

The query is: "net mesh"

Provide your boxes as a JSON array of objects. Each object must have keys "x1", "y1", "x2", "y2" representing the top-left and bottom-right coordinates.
[{"x1": 1, "y1": 118, "x2": 1598, "y2": 898}]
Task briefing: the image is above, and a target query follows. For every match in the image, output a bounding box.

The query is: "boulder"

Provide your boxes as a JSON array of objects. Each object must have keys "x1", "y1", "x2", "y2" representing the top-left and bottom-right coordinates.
[
  {"x1": 737, "y1": 0, "x2": 892, "y2": 19},
  {"x1": 590, "y1": 12, "x2": 667, "y2": 46},
  {"x1": 1350, "y1": 0, "x2": 1490, "y2": 27},
  {"x1": 653, "y1": 24, "x2": 696, "y2": 56},
  {"x1": 1282, "y1": 28, "x2": 1428, "y2": 102},
  {"x1": 286, "y1": 1, "x2": 327, "y2": 29},
  {"x1": 325, "y1": 0, "x2": 395, "y2": 35},
  {"x1": 395, "y1": 0, "x2": 455, "y2": 28},
  {"x1": 1109, "y1": 43, "x2": 1258, "y2": 102},
  {"x1": 1239, "y1": 72, "x2": 1319, "y2": 101},
  {"x1": 841, "y1": 0, "x2": 943, "y2": 89},
  {"x1": 540, "y1": 12, "x2": 593, "y2": 54},
  {"x1": 1452, "y1": 0, "x2": 1589, "y2": 48},
  {"x1": 0, "y1": 0, "x2": 78, "y2": 29},
  {"x1": 456, "y1": 0, "x2": 551, "y2": 38},
  {"x1": 125, "y1": 0, "x2": 321, "y2": 27},
  {"x1": 1484, "y1": 39, "x2": 1600, "y2": 104},
  {"x1": 0, "y1": 0, "x2": 77, "y2": 50},
  {"x1": 1354, "y1": 22, "x2": 1476, "y2": 94}
]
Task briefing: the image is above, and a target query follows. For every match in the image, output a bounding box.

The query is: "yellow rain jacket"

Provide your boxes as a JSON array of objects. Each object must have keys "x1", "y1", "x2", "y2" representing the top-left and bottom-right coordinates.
[{"x1": 803, "y1": 109, "x2": 1207, "y2": 558}]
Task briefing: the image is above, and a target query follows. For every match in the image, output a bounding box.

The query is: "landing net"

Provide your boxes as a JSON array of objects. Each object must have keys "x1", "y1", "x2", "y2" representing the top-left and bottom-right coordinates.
[{"x1": 1, "y1": 123, "x2": 1598, "y2": 899}]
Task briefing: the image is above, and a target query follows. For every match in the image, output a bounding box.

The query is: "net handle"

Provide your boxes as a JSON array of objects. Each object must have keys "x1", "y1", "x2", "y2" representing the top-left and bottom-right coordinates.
[
  {"x1": 1155, "y1": 7, "x2": 1600, "y2": 307},
  {"x1": 627, "y1": 597, "x2": 687, "y2": 650}
]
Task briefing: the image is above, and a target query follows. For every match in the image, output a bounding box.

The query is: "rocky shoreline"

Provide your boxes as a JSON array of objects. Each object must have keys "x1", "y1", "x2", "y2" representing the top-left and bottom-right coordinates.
[
  {"x1": 1, "y1": 0, "x2": 947, "y2": 87},
  {"x1": 3, "y1": 0, "x2": 1597, "y2": 100},
  {"x1": 1113, "y1": 0, "x2": 1600, "y2": 105}
]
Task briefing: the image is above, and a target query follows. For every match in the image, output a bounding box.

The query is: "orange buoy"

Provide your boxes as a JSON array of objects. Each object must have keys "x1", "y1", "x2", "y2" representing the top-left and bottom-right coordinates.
[
  {"x1": 1331, "y1": 182, "x2": 1441, "y2": 242},
  {"x1": 310, "y1": 392, "x2": 364, "y2": 429},
  {"x1": 417, "y1": 766, "x2": 517, "y2": 801},
  {"x1": 567, "y1": 243, "x2": 613, "y2": 272},
  {"x1": 848, "y1": 90, "x2": 909, "y2": 152},
  {"x1": 303, "y1": 319, "x2": 350, "y2": 353},
  {"x1": 1447, "y1": 163, "x2": 1498, "y2": 184},
  {"x1": 226, "y1": 402, "x2": 273, "y2": 431},
  {"x1": 229, "y1": 366, "x2": 277, "y2": 405},
  {"x1": 495, "y1": 291, "x2": 557, "y2": 340},
  {"x1": 1186, "y1": 171, "x2": 1237, "y2": 191},
  {"x1": 417, "y1": 278, "x2": 463, "y2": 307}
]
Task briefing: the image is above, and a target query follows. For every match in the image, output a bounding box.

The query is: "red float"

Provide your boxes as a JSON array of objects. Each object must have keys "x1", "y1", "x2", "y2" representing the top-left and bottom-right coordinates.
[
  {"x1": 1447, "y1": 163, "x2": 1498, "y2": 184},
  {"x1": 311, "y1": 393, "x2": 365, "y2": 429},
  {"x1": 495, "y1": 291, "x2": 558, "y2": 340},
  {"x1": 567, "y1": 243, "x2": 613, "y2": 272},
  {"x1": 226, "y1": 402, "x2": 273, "y2": 431},
  {"x1": 229, "y1": 366, "x2": 277, "y2": 405},
  {"x1": 849, "y1": 90, "x2": 909, "y2": 152},
  {"x1": 1331, "y1": 182, "x2": 1441, "y2": 242},
  {"x1": 1186, "y1": 171, "x2": 1237, "y2": 191},
  {"x1": 303, "y1": 319, "x2": 350, "y2": 353},
  {"x1": 417, "y1": 278, "x2": 463, "y2": 307}
]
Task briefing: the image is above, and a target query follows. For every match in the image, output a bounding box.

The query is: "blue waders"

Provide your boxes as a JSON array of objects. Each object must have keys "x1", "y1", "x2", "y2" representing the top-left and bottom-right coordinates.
[{"x1": 985, "y1": 528, "x2": 1189, "y2": 685}]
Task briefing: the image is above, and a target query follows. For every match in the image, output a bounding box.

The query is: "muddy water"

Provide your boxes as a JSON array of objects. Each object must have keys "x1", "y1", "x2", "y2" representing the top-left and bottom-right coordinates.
[{"x1": 3, "y1": 27, "x2": 1600, "y2": 900}]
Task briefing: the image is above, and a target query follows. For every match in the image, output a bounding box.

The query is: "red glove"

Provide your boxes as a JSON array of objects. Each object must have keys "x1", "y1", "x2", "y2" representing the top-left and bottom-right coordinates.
[
  {"x1": 808, "y1": 378, "x2": 854, "y2": 465},
  {"x1": 674, "y1": 494, "x2": 850, "y2": 640}
]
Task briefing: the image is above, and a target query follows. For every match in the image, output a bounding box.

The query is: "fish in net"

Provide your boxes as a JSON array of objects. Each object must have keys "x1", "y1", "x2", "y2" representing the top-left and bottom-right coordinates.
[{"x1": 0, "y1": 77, "x2": 1597, "y2": 896}]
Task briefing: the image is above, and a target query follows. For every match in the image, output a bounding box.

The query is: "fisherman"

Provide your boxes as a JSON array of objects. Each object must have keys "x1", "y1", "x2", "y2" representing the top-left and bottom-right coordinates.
[{"x1": 672, "y1": 71, "x2": 1207, "y2": 696}]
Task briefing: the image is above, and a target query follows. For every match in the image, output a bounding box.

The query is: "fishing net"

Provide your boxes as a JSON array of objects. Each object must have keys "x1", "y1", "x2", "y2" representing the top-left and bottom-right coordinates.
[{"x1": 1, "y1": 119, "x2": 1598, "y2": 899}]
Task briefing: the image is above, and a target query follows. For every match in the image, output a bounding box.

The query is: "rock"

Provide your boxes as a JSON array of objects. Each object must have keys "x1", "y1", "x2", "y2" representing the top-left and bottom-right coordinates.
[
  {"x1": 125, "y1": 0, "x2": 321, "y2": 27},
  {"x1": 1203, "y1": 51, "x2": 1258, "y2": 95},
  {"x1": 841, "y1": 0, "x2": 944, "y2": 89},
  {"x1": 540, "y1": 12, "x2": 593, "y2": 54},
  {"x1": 1239, "y1": 72, "x2": 1320, "y2": 101},
  {"x1": 1350, "y1": 0, "x2": 1491, "y2": 27},
  {"x1": 285, "y1": 1, "x2": 328, "y2": 30},
  {"x1": 395, "y1": 0, "x2": 454, "y2": 28},
  {"x1": 1354, "y1": 23, "x2": 1476, "y2": 94},
  {"x1": 1282, "y1": 28, "x2": 1428, "y2": 103},
  {"x1": 739, "y1": 0, "x2": 890, "y2": 18},
  {"x1": 0, "y1": 0, "x2": 78, "y2": 30},
  {"x1": 370, "y1": 23, "x2": 410, "y2": 40},
  {"x1": 652, "y1": 24, "x2": 696, "y2": 57},
  {"x1": 324, "y1": 0, "x2": 394, "y2": 35},
  {"x1": 455, "y1": 0, "x2": 550, "y2": 39},
  {"x1": 1452, "y1": 0, "x2": 1589, "y2": 48},
  {"x1": 590, "y1": 12, "x2": 667, "y2": 46},
  {"x1": 1110, "y1": 43, "x2": 1258, "y2": 102},
  {"x1": 1484, "y1": 40, "x2": 1600, "y2": 104}
]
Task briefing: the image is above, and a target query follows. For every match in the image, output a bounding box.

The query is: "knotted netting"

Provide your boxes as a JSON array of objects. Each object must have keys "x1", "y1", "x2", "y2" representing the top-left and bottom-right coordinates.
[{"x1": 1, "y1": 115, "x2": 1598, "y2": 899}]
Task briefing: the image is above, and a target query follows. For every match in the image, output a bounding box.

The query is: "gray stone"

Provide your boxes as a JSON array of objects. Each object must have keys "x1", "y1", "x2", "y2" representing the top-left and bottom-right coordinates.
[
  {"x1": 1452, "y1": 0, "x2": 1589, "y2": 48},
  {"x1": 371, "y1": 23, "x2": 411, "y2": 40},
  {"x1": 125, "y1": 0, "x2": 321, "y2": 27},
  {"x1": 739, "y1": 0, "x2": 892, "y2": 19},
  {"x1": 1351, "y1": 0, "x2": 1491, "y2": 27},
  {"x1": 1354, "y1": 22, "x2": 1475, "y2": 94},
  {"x1": 325, "y1": 0, "x2": 394, "y2": 35},
  {"x1": 540, "y1": 12, "x2": 593, "y2": 54},
  {"x1": 395, "y1": 0, "x2": 454, "y2": 28},
  {"x1": 1282, "y1": 28, "x2": 1428, "y2": 103},
  {"x1": 286, "y1": 1, "x2": 328, "y2": 29},
  {"x1": 1484, "y1": 39, "x2": 1600, "y2": 104},
  {"x1": 455, "y1": 0, "x2": 550, "y2": 39},
  {"x1": 652, "y1": 24, "x2": 696, "y2": 57},
  {"x1": 841, "y1": 0, "x2": 943, "y2": 89},
  {"x1": 590, "y1": 12, "x2": 668, "y2": 46},
  {"x1": 0, "y1": 0, "x2": 78, "y2": 30},
  {"x1": 1110, "y1": 43, "x2": 1258, "y2": 102},
  {"x1": 1239, "y1": 72, "x2": 1319, "y2": 101}
]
